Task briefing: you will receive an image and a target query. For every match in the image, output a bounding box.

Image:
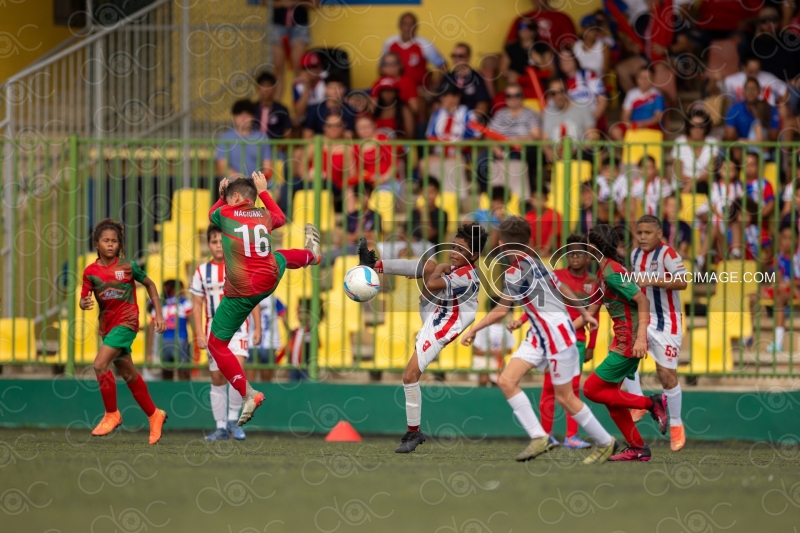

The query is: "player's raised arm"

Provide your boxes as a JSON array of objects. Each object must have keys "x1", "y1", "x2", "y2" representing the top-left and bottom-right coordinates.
[
  {"x1": 252, "y1": 171, "x2": 286, "y2": 230},
  {"x1": 209, "y1": 178, "x2": 229, "y2": 222},
  {"x1": 461, "y1": 296, "x2": 512, "y2": 346}
]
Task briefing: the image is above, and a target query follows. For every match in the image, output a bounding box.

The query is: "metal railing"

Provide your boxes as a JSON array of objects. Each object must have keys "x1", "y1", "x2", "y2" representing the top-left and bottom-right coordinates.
[{"x1": 1, "y1": 136, "x2": 799, "y2": 380}]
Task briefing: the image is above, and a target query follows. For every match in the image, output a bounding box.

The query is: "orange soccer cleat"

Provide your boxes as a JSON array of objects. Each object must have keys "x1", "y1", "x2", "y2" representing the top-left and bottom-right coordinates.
[
  {"x1": 92, "y1": 410, "x2": 122, "y2": 436},
  {"x1": 670, "y1": 424, "x2": 686, "y2": 452},
  {"x1": 630, "y1": 409, "x2": 649, "y2": 423},
  {"x1": 148, "y1": 409, "x2": 168, "y2": 445}
]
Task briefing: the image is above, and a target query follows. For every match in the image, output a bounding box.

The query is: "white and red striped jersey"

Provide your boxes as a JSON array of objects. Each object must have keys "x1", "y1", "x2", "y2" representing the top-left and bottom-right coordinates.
[
  {"x1": 564, "y1": 70, "x2": 606, "y2": 112},
  {"x1": 630, "y1": 245, "x2": 685, "y2": 335},
  {"x1": 721, "y1": 71, "x2": 787, "y2": 107},
  {"x1": 644, "y1": 178, "x2": 673, "y2": 216},
  {"x1": 424, "y1": 264, "x2": 481, "y2": 343},
  {"x1": 382, "y1": 35, "x2": 446, "y2": 88},
  {"x1": 503, "y1": 256, "x2": 576, "y2": 356},
  {"x1": 189, "y1": 260, "x2": 248, "y2": 336}
]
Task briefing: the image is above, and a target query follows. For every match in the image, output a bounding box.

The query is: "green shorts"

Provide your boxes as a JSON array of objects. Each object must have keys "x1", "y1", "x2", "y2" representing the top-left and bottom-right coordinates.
[
  {"x1": 576, "y1": 340, "x2": 586, "y2": 366},
  {"x1": 593, "y1": 351, "x2": 640, "y2": 383},
  {"x1": 102, "y1": 326, "x2": 138, "y2": 355},
  {"x1": 210, "y1": 253, "x2": 286, "y2": 341}
]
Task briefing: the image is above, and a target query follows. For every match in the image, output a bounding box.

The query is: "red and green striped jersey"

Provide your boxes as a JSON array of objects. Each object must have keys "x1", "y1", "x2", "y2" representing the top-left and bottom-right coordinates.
[
  {"x1": 553, "y1": 268, "x2": 598, "y2": 347},
  {"x1": 81, "y1": 257, "x2": 147, "y2": 336},
  {"x1": 597, "y1": 259, "x2": 641, "y2": 357},
  {"x1": 209, "y1": 191, "x2": 286, "y2": 298}
]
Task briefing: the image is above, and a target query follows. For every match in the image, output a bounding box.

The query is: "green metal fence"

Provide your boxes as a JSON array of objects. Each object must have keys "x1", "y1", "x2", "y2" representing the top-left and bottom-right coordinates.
[{"x1": 1, "y1": 135, "x2": 799, "y2": 378}]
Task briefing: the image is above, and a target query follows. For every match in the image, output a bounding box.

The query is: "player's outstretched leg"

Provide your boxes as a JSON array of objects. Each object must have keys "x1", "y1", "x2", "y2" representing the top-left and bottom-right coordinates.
[
  {"x1": 498, "y1": 359, "x2": 553, "y2": 461},
  {"x1": 359, "y1": 236, "x2": 430, "y2": 278},
  {"x1": 396, "y1": 353, "x2": 425, "y2": 453},
  {"x1": 115, "y1": 355, "x2": 167, "y2": 445},
  {"x1": 357, "y1": 237, "x2": 378, "y2": 268},
  {"x1": 304, "y1": 223, "x2": 322, "y2": 265},
  {"x1": 656, "y1": 364, "x2": 685, "y2": 452}
]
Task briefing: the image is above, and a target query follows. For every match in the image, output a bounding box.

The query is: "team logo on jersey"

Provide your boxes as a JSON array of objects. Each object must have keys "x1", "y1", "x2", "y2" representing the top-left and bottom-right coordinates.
[
  {"x1": 584, "y1": 284, "x2": 593, "y2": 294},
  {"x1": 409, "y1": 54, "x2": 420, "y2": 66},
  {"x1": 115, "y1": 271, "x2": 125, "y2": 280},
  {"x1": 649, "y1": 260, "x2": 659, "y2": 271},
  {"x1": 422, "y1": 340, "x2": 431, "y2": 352}
]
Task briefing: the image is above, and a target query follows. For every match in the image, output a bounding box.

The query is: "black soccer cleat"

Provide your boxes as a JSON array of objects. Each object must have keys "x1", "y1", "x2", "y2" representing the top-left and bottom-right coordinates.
[
  {"x1": 395, "y1": 430, "x2": 425, "y2": 453},
  {"x1": 649, "y1": 393, "x2": 668, "y2": 435},
  {"x1": 357, "y1": 237, "x2": 378, "y2": 268}
]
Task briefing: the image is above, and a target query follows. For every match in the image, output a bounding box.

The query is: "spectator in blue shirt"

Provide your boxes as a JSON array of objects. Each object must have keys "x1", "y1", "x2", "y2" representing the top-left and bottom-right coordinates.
[
  {"x1": 148, "y1": 280, "x2": 192, "y2": 381},
  {"x1": 215, "y1": 99, "x2": 272, "y2": 179},
  {"x1": 302, "y1": 74, "x2": 356, "y2": 138},
  {"x1": 724, "y1": 77, "x2": 779, "y2": 161}
]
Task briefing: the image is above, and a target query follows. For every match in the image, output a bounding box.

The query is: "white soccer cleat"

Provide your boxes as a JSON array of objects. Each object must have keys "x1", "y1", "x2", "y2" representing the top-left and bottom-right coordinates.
[
  {"x1": 237, "y1": 383, "x2": 264, "y2": 426},
  {"x1": 304, "y1": 223, "x2": 322, "y2": 265}
]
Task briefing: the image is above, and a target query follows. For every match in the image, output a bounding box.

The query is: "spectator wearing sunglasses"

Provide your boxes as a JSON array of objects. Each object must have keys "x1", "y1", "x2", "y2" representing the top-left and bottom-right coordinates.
[
  {"x1": 439, "y1": 43, "x2": 491, "y2": 119},
  {"x1": 737, "y1": 6, "x2": 800, "y2": 82}
]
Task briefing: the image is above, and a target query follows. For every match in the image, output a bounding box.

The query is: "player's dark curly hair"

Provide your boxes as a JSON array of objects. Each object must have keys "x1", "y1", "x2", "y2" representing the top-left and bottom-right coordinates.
[
  {"x1": 225, "y1": 178, "x2": 258, "y2": 201},
  {"x1": 92, "y1": 218, "x2": 125, "y2": 258},
  {"x1": 588, "y1": 224, "x2": 624, "y2": 264},
  {"x1": 455, "y1": 223, "x2": 489, "y2": 259},
  {"x1": 565, "y1": 233, "x2": 588, "y2": 248}
]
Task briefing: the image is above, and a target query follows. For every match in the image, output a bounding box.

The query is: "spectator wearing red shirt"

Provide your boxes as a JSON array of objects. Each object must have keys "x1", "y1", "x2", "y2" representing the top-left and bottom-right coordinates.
[
  {"x1": 381, "y1": 12, "x2": 446, "y2": 93},
  {"x1": 354, "y1": 115, "x2": 396, "y2": 191},
  {"x1": 373, "y1": 52, "x2": 421, "y2": 119},
  {"x1": 525, "y1": 184, "x2": 562, "y2": 254},
  {"x1": 306, "y1": 111, "x2": 356, "y2": 211},
  {"x1": 372, "y1": 76, "x2": 414, "y2": 140},
  {"x1": 506, "y1": 0, "x2": 578, "y2": 50}
]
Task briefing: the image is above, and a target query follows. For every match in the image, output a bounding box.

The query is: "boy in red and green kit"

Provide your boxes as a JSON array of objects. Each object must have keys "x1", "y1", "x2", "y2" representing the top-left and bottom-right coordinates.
[
  {"x1": 575, "y1": 224, "x2": 668, "y2": 461},
  {"x1": 207, "y1": 171, "x2": 321, "y2": 425},
  {"x1": 81, "y1": 219, "x2": 168, "y2": 444}
]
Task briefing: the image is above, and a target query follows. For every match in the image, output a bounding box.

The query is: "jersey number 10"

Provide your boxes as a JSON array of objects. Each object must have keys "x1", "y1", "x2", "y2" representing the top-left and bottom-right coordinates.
[{"x1": 233, "y1": 224, "x2": 270, "y2": 257}]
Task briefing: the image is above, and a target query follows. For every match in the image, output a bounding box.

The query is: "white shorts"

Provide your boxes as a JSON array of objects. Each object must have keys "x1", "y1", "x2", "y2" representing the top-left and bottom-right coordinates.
[
  {"x1": 511, "y1": 342, "x2": 581, "y2": 386},
  {"x1": 415, "y1": 322, "x2": 462, "y2": 372},
  {"x1": 647, "y1": 327, "x2": 681, "y2": 370},
  {"x1": 208, "y1": 332, "x2": 249, "y2": 371}
]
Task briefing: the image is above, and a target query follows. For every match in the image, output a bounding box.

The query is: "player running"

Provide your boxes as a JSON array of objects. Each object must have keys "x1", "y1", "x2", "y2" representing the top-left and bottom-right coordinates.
[
  {"x1": 207, "y1": 171, "x2": 321, "y2": 426},
  {"x1": 358, "y1": 224, "x2": 489, "y2": 453},
  {"x1": 461, "y1": 217, "x2": 618, "y2": 465},
  {"x1": 191, "y1": 224, "x2": 262, "y2": 441},
  {"x1": 578, "y1": 224, "x2": 668, "y2": 462},
  {"x1": 538, "y1": 233, "x2": 599, "y2": 450},
  {"x1": 80, "y1": 219, "x2": 168, "y2": 444},
  {"x1": 624, "y1": 215, "x2": 688, "y2": 451}
]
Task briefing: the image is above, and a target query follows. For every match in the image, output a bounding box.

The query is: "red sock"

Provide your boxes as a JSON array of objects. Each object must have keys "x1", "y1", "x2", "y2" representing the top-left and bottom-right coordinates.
[
  {"x1": 276, "y1": 249, "x2": 315, "y2": 268},
  {"x1": 584, "y1": 373, "x2": 648, "y2": 448},
  {"x1": 97, "y1": 371, "x2": 117, "y2": 413},
  {"x1": 583, "y1": 373, "x2": 653, "y2": 410},
  {"x1": 374, "y1": 260, "x2": 383, "y2": 273},
  {"x1": 208, "y1": 333, "x2": 248, "y2": 396},
  {"x1": 607, "y1": 405, "x2": 646, "y2": 447},
  {"x1": 126, "y1": 375, "x2": 156, "y2": 417},
  {"x1": 539, "y1": 373, "x2": 555, "y2": 434},
  {"x1": 566, "y1": 375, "x2": 580, "y2": 438},
  {"x1": 407, "y1": 425, "x2": 419, "y2": 432}
]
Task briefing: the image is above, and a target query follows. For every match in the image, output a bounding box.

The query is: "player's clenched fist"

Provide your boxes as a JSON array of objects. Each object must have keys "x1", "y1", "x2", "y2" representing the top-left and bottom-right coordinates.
[
  {"x1": 219, "y1": 178, "x2": 230, "y2": 198},
  {"x1": 79, "y1": 296, "x2": 94, "y2": 310}
]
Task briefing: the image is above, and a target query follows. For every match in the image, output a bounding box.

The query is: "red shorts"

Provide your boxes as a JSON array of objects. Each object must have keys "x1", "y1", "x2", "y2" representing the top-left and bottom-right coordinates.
[{"x1": 762, "y1": 286, "x2": 791, "y2": 300}]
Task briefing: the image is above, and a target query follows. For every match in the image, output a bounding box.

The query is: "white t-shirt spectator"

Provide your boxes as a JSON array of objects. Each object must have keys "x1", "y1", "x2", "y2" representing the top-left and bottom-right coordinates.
[
  {"x1": 564, "y1": 70, "x2": 606, "y2": 113},
  {"x1": 595, "y1": 174, "x2": 612, "y2": 202},
  {"x1": 542, "y1": 103, "x2": 596, "y2": 142},
  {"x1": 644, "y1": 178, "x2": 674, "y2": 216},
  {"x1": 612, "y1": 172, "x2": 644, "y2": 209},
  {"x1": 255, "y1": 295, "x2": 287, "y2": 350},
  {"x1": 721, "y1": 71, "x2": 788, "y2": 106},
  {"x1": 573, "y1": 38, "x2": 612, "y2": 77},
  {"x1": 670, "y1": 135, "x2": 719, "y2": 183}
]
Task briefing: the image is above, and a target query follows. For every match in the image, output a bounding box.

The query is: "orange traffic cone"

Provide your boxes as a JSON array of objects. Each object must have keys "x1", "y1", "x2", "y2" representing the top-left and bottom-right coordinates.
[{"x1": 324, "y1": 421, "x2": 361, "y2": 442}]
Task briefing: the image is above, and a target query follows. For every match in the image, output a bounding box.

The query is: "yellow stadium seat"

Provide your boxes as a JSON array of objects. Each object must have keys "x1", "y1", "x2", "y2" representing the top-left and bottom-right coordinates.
[
  {"x1": 588, "y1": 307, "x2": 612, "y2": 371},
  {"x1": 622, "y1": 129, "x2": 664, "y2": 170},
  {"x1": 368, "y1": 189, "x2": 396, "y2": 233},
  {"x1": 416, "y1": 192, "x2": 459, "y2": 233},
  {"x1": 371, "y1": 311, "x2": 423, "y2": 370},
  {"x1": 479, "y1": 192, "x2": 521, "y2": 217},
  {"x1": 688, "y1": 327, "x2": 729, "y2": 373},
  {"x1": 763, "y1": 162, "x2": 778, "y2": 194},
  {"x1": 55, "y1": 316, "x2": 100, "y2": 364},
  {"x1": 0, "y1": 318, "x2": 35, "y2": 363},
  {"x1": 548, "y1": 161, "x2": 591, "y2": 229},
  {"x1": 707, "y1": 260, "x2": 757, "y2": 348},
  {"x1": 146, "y1": 253, "x2": 190, "y2": 289},
  {"x1": 130, "y1": 331, "x2": 148, "y2": 365},
  {"x1": 317, "y1": 296, "x2": 356, "y2": 368},
  {"x1": 171, "y1": 188, "x2": 212, "y2": 233},
  {"x1": 292, "y1": 189, "x2": 334, "y2": 233},
  {"x1": 159, "y1": 220, "x2": 202, "y2": 266},
  {"x1": 523, "y1": 98, "x2": 542, "y2": 113},
  {"x1": 678, "y1": 193, "x2": 708, "y2": 224}
]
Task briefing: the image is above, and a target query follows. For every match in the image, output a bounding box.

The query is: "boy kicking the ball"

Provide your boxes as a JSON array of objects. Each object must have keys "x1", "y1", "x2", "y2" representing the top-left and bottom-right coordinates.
[
  {"x1": 206, "y1": 171, "x2": 321, "y2": 426},
  {"x1": 461, "y1": 217, "x2": 618, "y2": 465},
  {"x1": 358, "y1": 223, "x2": 489, "y2": 453}
]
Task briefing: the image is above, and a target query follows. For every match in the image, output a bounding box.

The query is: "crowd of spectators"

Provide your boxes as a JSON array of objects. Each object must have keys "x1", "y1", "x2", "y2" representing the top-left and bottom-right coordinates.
[{"x1": 213, "y1": 0, "x2": 800, "y2": 276}]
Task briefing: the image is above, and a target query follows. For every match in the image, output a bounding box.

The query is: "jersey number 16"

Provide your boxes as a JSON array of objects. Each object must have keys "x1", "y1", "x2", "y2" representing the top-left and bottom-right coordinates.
[{"x1": 233, "y1": 224, "x2": 270, "y2": 257}]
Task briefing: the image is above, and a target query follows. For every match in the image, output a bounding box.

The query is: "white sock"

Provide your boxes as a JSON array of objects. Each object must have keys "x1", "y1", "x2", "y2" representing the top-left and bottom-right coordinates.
[
  {"x1": 210, "y1": 385, "x2": 227, "y2": 429},
  {"x1": 776, "y1": 327, "x2": 786, "y2": 346},
  {"x1": 404, "y1": 382, "x2": 422, "y2": 427},
  {"x1": 623, "y1": 372, "x2": 644, "y2": 397},
  {"x1": 507, "y1": 391, "x2": 546, "y2": 439},
  {"x1": 227, "y1": 383, "x2": 242, "y2": 421},
  {"x1": 571, "y1": 404, "x2": 613, "y2": 447},
  {"x1": 664, "y1": 383, "x2": 682, "y2": 426},
  {"x1": 381, "y1": 259, "x2": 424, "y2": 277}
]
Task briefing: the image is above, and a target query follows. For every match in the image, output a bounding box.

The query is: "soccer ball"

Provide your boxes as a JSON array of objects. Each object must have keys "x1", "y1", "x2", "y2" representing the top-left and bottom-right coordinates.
[{"x1": 343, "y1": 266, "x2": 380, "y2": 302}]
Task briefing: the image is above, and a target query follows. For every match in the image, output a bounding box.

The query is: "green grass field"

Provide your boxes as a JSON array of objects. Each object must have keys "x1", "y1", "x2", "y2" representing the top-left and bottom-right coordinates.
[{"x1": 0, "y1": 428, "x2": 797, "y2": 533}]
